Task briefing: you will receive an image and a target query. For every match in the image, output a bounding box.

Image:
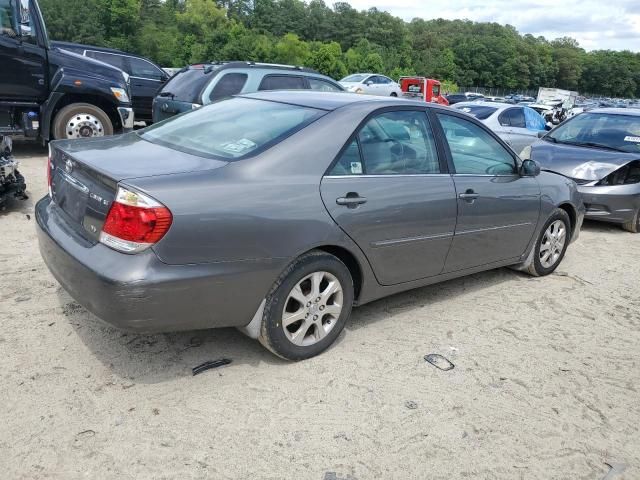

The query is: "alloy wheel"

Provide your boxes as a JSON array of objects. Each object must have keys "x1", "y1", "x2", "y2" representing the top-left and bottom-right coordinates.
[
  {"x1": 539, "y1": 220, "x2": 567, "y2": 269},
  {"x1": 281, "y1": 271, "x2": 343, "y2": 347}
]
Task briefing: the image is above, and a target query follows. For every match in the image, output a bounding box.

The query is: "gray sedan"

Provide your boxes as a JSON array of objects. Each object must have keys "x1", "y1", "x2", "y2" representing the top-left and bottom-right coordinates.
[
  {"x1": 454, "y1": 102, "x2": 547, "y2": 155},
  {"x1": 37, "y1": 91, "x2": 584, "y2": 360}
]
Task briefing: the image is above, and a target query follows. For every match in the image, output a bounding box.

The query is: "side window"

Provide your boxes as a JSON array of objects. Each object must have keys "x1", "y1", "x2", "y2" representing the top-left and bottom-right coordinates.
[
  {"x1": 209, "y1": 73, "x2": 248, "y2": 101},
  {"x1": 437, "y1": 113, "x2": 516, "y2": 175},
  {"x1": 258, "y1": 75, "x2": 306, "y2": 91},
  {"x1": 87, "y1": 51, "x2": 127, "y2": 71},
  {"x1": 378, "y1": 76, "x2": 392, "y2": 84},
  {"x1": 499, "y1": 108, "x2": 526, "y2": 128},
  {"x1": 0, "y1": 0, "x2": 17, "y2": 39},
  {"x1": 330, "y1": 110, "x2": 441, "y2": 176},
  {"x1": 307, "y1": 78, "x2": 342, "y2": 92},
  {"x1": 129, "y1": 57, "x2": 164, "y2": 80}
]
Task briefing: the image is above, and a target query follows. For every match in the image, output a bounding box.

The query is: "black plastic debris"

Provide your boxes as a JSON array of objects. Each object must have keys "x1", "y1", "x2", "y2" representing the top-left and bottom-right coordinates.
[
  {"x1": 192, "y1": 358, "x2": 232, "y2": 376},
  {"x1": 424, "y1": 354, "x2": 455, "y2": 371}
]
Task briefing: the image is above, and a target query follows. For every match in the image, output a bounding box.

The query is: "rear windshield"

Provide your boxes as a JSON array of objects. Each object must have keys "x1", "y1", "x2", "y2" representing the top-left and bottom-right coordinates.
[
  {"x1": 158, "y1": 67, "x2": 214, "y2": 104},
  {"x1": 455, "y1": 105, "x2": 498, "y2": 120},
  {"x1": 139, "y1": 97, "x2": 324, "y2": 160}
]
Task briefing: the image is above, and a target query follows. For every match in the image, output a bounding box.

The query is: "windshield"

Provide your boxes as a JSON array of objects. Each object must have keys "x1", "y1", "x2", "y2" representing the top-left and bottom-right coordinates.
[
  {"x1": 455, "y1": 105, "x2": 498, "y2": 120},
  {"x1": 139, "y1": 97, "x2": 324, "y2": 160},
  {"x1": 546, "y1": 112, "x2": 640, "y2": 153},
  {"x1": 340, "y1": 74, "x2": 367, "y2": 83}
]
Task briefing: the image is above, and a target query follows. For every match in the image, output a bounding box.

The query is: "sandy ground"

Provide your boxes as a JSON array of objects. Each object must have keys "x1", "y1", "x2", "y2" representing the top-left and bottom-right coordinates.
[{"x1": 1, "y1": 142, "x2": 639, "y2": 480}]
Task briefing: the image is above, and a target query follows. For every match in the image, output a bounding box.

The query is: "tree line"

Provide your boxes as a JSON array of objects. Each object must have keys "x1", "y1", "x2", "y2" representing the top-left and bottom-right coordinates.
[{"x1": 39, "y1": 0, "x2": 640, "y2": 97}]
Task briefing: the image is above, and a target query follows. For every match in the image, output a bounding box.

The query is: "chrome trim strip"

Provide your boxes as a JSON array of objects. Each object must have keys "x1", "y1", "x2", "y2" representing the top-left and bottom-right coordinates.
[
  {"x1": 452, "y1": 174, "x2": 518, "y2": 177},
  {"x1": 371, "y1": 232, "x2": 454, "y2": 247},
  {"x1": 324, "y1": 174, "x2": 450, "y2": 179},
  {"x1": 456, "y1": 222, "x2": 532, "y2": 235},
  {"x1": 58, "y1": 170, "x2": 89, "y2": 193}
]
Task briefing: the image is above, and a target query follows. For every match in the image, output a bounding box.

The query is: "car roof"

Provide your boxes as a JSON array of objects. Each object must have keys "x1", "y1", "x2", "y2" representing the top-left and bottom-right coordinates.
[
  {"x1": 238, "y1": 90, "x2": 434, "y2": 111},
  {"x1": 454, "y1": 101, "x2": 515, "y2": 110},
  {"x1": 51, "y1": 41, "x2": 152, "y2": 62},
  {"x1": 187, "y1": 61, "x2": 322, "y2": 75}
]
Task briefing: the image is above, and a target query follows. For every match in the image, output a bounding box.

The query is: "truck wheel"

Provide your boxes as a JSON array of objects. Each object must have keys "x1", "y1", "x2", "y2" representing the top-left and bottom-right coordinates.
[{"x1": 53, "y1": 103, "x2": 113, "y2": 140}]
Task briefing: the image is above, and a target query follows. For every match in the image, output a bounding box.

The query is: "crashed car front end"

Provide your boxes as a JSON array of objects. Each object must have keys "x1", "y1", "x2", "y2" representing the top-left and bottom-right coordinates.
[{"x1": 573, "y1": 160, "x2": 640, "y2": 224}]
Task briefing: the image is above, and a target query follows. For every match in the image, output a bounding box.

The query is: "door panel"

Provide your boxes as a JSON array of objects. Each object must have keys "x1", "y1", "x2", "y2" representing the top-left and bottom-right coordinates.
[
  {"x1": 444, "y1": 175, "x2": 540, "y2": 271},
  {"x1": 321, "y1": 109, "x2": 457, "y2": 286},
  {"x1": 0, "y1": 0, "x2": 46, "y2": 101},
  {"x1": 435, "y1": 112, "x2": 541, "y2": 272},
  {"x1": 321, "y1": 176, "x2": 457, "y2": 285}
]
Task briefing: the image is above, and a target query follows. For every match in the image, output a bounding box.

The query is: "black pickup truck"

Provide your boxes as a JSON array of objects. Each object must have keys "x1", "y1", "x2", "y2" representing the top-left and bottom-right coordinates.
[{"x1": 0, "y1": 0, "x2": 134, "y2": 141}]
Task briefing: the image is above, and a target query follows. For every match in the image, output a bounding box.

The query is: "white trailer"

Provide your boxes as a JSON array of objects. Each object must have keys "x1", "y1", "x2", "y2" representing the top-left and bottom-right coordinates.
[{"x1": 537, "y1": 88, "x2": 578, "y2": 109}]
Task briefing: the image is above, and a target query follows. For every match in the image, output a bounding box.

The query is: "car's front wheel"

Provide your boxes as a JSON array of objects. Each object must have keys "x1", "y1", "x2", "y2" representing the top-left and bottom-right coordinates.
[
  {"x1": 525, "y1": 208, "x2": 571, "y2": 276},
  {"x1": 258, "y1": 251, "x2": 354, "y2": 361}
]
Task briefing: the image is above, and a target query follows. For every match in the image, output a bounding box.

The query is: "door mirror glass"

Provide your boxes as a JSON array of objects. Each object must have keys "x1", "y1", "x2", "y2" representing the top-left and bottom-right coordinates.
[{"x1": 521, "y1": 159, "x2": 541, "y2": 177}]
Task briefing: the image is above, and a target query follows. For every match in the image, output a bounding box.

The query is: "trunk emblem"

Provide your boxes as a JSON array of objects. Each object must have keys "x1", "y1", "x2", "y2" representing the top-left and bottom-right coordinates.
[{"x1": 65, "y1": 159, "x2": 73, "y2": 173}]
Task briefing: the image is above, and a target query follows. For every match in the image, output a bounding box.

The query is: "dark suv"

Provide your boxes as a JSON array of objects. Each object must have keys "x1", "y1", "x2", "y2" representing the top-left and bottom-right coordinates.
[
  {"x1": 153, "y1": 62, "x2": 344, "y2": 123},
  {"x1": 52, "y1": 41, "x2": 170, "y2": 122}
]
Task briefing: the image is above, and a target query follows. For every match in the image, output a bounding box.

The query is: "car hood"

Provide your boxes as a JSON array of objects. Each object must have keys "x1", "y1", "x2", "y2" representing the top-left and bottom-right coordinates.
[
  {"x1": 48, "y1": 47, "x2": 126, "y2": 85},
  {"x1": 530, "y1": 140, "x2": 640, "y2": 181},
  {"x1": 52, "y1": 133, "x2": 228, "y2": 182}
]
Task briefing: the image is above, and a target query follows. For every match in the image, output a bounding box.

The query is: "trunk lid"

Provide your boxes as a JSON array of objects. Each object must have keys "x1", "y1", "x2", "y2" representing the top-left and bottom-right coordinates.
[{"x1": 49, "y1": 133, "x2": 227, "y2": 242}]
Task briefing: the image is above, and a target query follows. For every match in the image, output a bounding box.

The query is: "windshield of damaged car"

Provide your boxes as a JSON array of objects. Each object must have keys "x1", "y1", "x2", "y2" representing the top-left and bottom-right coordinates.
[
  {"x1": 455, "y1": 105, "x2": 498, "y2": 120},
  {"x1": 139, "y1": 98, "x2": 324, "y2": 159},
  {"x1": 546, "y1": 112, "x2": 640, "y2": 153}
]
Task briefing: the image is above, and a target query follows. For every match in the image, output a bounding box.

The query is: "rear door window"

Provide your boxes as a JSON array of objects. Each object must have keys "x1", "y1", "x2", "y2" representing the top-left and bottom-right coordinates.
[
  {"x1": 330, "y1": 110, "x2": 441, "y2": 175},
  {"x1": 129, "y1": 57, "x2": 165, "y2": 80},
  {"x1": 86, "y1": 51, "x2": 127, "y2": 71},
  {"x1": 209, "y1": 73, "x2": 248, "y2": 101},
  {"x1": 258, "y1": 75, "x2": 306, "y2": 91},
  {"x1": 498, "y1": 108, "x2": 526, "y2": 128},
  {"x1": 307, "y1": 78, "x2": 342, "y2": 92}
]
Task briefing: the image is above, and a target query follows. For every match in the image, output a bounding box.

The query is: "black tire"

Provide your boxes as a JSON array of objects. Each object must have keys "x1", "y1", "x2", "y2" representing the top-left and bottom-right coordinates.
[
  {"x1": 258, "y1": 251, "x2": 354, "y2": 361},
  {"x1": 526, "y1": 208, "x2": 571, "y2": 277},
  {"x1": 622, "y1": 209, "x2": 639, "y2": 233},
  {"x1": 390, "y1": 92, "x2": 398, "y2": 97},
  {"x1": 52, "y1": 103, "x2": 114, "y2": 140}
]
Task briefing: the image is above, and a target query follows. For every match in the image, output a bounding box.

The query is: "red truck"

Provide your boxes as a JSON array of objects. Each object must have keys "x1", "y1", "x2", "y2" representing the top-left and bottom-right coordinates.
[{"x1": 399, "y1": 77, "x2": 449, "y2": 106}]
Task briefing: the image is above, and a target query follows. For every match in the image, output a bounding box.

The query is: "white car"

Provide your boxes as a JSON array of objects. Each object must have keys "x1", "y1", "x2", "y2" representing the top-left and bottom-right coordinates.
[{"x1": 339, "y1": 73, "x2": 402, "y2": 97}]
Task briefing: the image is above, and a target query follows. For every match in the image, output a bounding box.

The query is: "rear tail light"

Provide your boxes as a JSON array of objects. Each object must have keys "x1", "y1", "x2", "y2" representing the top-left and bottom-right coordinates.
[{"x1": 100, "y1": 186, "x2": 172, "y2": 254}]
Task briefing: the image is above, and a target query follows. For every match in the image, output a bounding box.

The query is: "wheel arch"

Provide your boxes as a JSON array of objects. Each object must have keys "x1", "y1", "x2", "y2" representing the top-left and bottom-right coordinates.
[
  {"x1": 308, "y1": 245, "x2": 364, "y2": 302},
  {"x1": 557, "y1": 202, "x2": 577, "y2": 234}
]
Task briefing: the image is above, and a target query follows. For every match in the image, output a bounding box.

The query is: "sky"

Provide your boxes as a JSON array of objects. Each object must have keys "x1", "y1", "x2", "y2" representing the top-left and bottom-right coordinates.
[{"x1": 347, "y1": 0, "x2": 640, "y2": 52}]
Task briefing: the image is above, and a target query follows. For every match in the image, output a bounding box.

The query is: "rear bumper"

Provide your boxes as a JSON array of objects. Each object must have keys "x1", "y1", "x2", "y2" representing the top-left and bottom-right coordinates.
[
  {"x1": 578, "y1": 185, "x2": 640, "y2": 224},
  {"x1": 36, "y1": 196, "x2": 282, "y2": 333}
]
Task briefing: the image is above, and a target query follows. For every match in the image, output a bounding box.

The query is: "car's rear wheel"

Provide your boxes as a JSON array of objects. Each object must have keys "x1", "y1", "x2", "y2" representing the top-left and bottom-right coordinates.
[
  {"x1": 526, "y1": 208, "x2": 571, "y2": 277},
  {"x1": 258, "y1": 251, "x2": 354, "y2": 361},
  {"x1": 390, "y1": 92, "x2": 398, "y2": 97},
  {"x1": 53, "y1": 103, "x2": 114, "y2": 140},
  {"x1": 622, "y1": 209, "x2": 639, "y2": 233}
]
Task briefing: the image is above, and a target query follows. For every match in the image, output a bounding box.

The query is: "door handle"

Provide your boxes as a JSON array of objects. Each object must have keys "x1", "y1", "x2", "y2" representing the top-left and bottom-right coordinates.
[
  {"x1": 336, "y1": 193, "x2": 367, "y2": 208},
  {"x1": 459, "y1": 190, "x2": 479, "y2": 202}
]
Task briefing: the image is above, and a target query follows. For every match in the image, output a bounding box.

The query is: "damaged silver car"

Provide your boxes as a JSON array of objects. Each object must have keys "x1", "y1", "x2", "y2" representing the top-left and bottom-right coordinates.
[{"x1": 522, "y1": 109, "x2": 640, "y2": 232}]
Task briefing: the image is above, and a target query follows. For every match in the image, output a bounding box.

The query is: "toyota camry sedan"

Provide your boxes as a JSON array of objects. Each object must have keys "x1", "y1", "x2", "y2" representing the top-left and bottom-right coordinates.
[{"x1": 37, "y1": 91, "x2": 584, "y2": 360}]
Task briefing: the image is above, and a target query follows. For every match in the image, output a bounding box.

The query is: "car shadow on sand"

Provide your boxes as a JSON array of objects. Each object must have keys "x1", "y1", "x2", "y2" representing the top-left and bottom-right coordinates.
[{"x1": 58, "y1": 266, "x2": 521, "y2": 384}]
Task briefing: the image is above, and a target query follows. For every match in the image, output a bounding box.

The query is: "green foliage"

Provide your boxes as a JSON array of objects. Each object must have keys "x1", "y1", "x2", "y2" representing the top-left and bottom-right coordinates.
[{"x1": 38, "y1": 0, "x2": 640, "y2": 96}]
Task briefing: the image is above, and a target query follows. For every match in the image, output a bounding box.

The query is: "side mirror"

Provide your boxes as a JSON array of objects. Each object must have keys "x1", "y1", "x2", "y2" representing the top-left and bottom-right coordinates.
[
  {"x1": 365, "y1": 80, "x2": 373, "y2": 86},
  {"x1": 521, "y1": 159, "x2": 541, "y2": 177}
]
